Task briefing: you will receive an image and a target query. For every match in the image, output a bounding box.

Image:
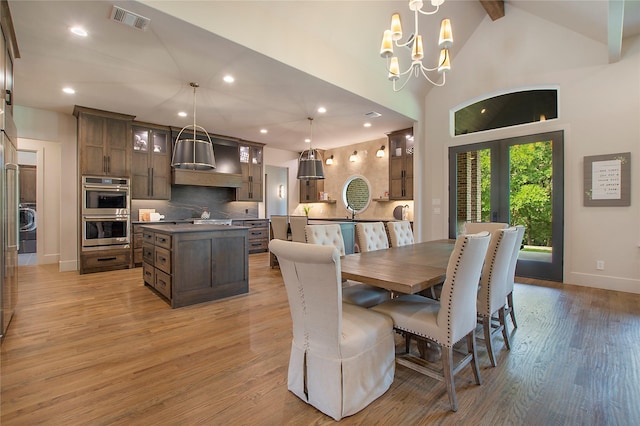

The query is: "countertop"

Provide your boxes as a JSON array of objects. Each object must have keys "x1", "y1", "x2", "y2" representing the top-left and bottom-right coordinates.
[{"x1": 139, "y1": 223, "x2": 249, "y2": 233}]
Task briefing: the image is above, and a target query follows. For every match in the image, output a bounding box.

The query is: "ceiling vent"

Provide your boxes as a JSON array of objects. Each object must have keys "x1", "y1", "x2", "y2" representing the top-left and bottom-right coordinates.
[
  {"x1": 364, "y1": 111, "x2": 382, "y2": 119},
  {"x1": 110, "y1": 6, "x2": 150, "y2": 31}
]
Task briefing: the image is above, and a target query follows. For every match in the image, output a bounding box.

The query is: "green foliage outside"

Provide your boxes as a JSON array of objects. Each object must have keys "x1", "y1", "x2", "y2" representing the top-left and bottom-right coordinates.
[{"x1": 479, "y1": 142, "x2": 552, "y2": 247}]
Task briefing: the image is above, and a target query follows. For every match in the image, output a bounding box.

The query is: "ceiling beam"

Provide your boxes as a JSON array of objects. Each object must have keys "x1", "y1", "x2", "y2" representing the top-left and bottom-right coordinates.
[{"x1": 479, "y1": 0, "x2": 505, "y2": 21}]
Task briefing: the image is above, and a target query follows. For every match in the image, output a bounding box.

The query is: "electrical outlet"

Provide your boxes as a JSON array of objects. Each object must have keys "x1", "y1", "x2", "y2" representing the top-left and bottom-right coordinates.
[{"x1": 596, "y1": 260, "x2": 605, "y2": 270}]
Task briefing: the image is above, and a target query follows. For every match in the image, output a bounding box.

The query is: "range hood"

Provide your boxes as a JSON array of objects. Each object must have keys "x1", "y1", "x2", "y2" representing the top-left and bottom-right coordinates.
[{"x1": 172, "y1": 139, "x2": 242, "y2": 188}]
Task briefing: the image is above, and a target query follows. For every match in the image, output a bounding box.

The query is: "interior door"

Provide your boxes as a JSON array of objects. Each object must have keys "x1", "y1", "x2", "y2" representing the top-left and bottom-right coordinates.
[{"x1": 449, "y1": 131, "x2": 564, "y2": 282}]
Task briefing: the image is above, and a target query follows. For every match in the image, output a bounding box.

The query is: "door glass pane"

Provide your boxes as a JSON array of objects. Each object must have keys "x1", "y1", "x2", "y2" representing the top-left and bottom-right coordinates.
[
  {"x1": 455, "y1": 148, "x2": 491, "y2": 235},
  {"x1": 509, "y1": 141, "x2": 553, "y2": 263}
]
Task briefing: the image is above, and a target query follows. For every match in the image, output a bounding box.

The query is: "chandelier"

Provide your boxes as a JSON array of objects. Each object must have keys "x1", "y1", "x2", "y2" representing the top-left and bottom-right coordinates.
[
  {"x1": 296, "y1": 117, "x2": 325, "y2": 180},
  {"x1": 171, "y1": 82, "x2": 216, "y2": 170},
  {"x1": 380, "y1": 0, "x2": 453, "y2": 92}
]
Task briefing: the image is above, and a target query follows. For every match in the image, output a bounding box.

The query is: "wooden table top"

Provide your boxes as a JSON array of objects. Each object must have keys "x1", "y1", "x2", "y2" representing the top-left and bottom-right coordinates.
[{"x1": 340, "y1": 240, "x2": 456, "y2": 294}]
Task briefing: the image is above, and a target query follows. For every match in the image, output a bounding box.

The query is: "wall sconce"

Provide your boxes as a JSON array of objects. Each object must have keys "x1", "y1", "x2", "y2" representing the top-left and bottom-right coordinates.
[
  {"x1": 349, "y1": 151, "x2": 358, "y2": 162},
  {"x1": 325, "y1": 155, "x2": 334, "y2": 165},
  {"x1": 277, "y1": 184, "x2": 285, "y2": 199},
  {"x1": 376, "y1": 146, "x2": 385, "y2": 158}
]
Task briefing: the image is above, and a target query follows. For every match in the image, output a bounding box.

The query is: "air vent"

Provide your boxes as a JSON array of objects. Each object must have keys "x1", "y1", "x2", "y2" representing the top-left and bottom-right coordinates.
[
  {"x1": 365, "y1": 111, "x2": 382, "y2": 118},
  {"x1": 110, "y1": 6, "x2": 150, "y2": 31}
]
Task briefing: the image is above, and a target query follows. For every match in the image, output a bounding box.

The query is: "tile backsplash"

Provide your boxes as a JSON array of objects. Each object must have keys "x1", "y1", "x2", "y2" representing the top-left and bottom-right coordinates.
[{"x1": 132, "y1": 185, "x2": 258, "y2": 221}]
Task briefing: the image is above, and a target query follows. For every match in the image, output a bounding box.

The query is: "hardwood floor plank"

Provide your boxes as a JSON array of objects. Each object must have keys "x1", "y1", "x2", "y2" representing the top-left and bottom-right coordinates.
[{"x1": 2, "y1": 254, "x2": 640, "y2": 425}]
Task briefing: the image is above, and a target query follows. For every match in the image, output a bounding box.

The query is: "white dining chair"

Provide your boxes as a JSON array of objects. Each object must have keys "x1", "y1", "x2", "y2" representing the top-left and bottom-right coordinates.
[
  {"x1": 464, "y1": 221, "x2": 508, "y2": 235},
  {"x1": 269, "y1": 239, "x2": 395, "y2": 421},
  {"x1": 505, "y1": 225, "x2": 526, "y2": 328},
  {"x1": 371, "y1": 231, "x2": 491, "y2": 412},
  {"x1": 289, "y1": 215, "x2": 308, "y2": 243},
  {"x1": 305, "y1": 224, "x2": 390, "y2": 308},
  {"x1": 386, "y1": 220, "x2": 414, "y2": 247},
  {"x1": 476, "y1": 226, "x2": 519, "y2": 367},
  {"x1": 269, "y1": 215, "x2": 290, "y2": 268},
  {"x1": 355, "y1": 222, "x2": 389, "y2": 253}
]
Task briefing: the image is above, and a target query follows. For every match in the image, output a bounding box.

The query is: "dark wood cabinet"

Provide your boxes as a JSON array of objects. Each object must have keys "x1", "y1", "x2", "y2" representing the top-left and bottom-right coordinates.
[
  {"x1": 388, "y1": 128, "x2": 414, "y2": 200},
  {"x1": 132, "y1": 123, "x2": 171, "y2": 199},
  {"x1": 80, "y1": 247, "x2": 132, "y2": 275},
  {"x1": 300, "y1": 179, "x2": 324, "y2": 203},
  {"x1": 237, "y1": 142, "x2": 264, "y2": 201},
  {"x1": 19, "y1": 165, "x2": 36, "y2": 203},
  {"x1": 142, "y1": 224, "x2": 249, "y2": 308},
  {"x1": 232, "y1": 219, "x2": 268, "y2": 253},
  {"x1": 74, "y1": 106, "x2": 135, "y2": 177}
]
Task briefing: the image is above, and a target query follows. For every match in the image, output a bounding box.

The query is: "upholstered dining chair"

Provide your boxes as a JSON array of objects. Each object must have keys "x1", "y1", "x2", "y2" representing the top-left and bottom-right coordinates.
[
  {"x1": 269, "y1": 239, "x2": 395, "y2": 421},
  {"x1": 476, "y1": 227, "x2": 518, "y2": 367},
  {"x1": 464, "y1": 221, "x2": 508, "y2": 235},
  {"x1": 372, "y1": 231, "x2": 491, "y2": 412},
  {"x1": 289, "y1": 215, "x2": 308, "y2": 243},
  {"x1": 355, "y1": 222, "x2": 389, "y2": 253},
  {"x1": 505, "y1": 225, "x2": 526, "y2": 329},
  {"x1": 306, "y1": 224, "x2": 390, "y2": 308},
  {"x1": 386, "y1": 220, "x2": 414, "y2": 247},
  {"x1": 269, "y1": 215, "x2": 290, "y2": 268}
]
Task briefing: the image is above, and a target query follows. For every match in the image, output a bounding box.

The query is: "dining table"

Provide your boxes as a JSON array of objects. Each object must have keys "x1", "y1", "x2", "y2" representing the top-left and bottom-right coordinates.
[{"x1": 340, "y1": 239, "x2": 456, "y2": 295}]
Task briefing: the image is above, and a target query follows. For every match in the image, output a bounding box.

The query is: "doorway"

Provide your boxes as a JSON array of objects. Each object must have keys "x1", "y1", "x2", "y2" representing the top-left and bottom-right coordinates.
[
  {"x1": 448, "y1": 131, "x2": 564, "y2": 282},
  {"x1": 18, "y1": 151, "x2": 37, "y2": 266}
]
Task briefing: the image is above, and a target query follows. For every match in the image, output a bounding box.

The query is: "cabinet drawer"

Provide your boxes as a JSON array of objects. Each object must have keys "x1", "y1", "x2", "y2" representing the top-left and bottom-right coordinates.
[
  {"x1": 142, "y1": 231, "x2": 155, "y2": 244},
  {"x1": 82, "y1": 251, "x2": 131, "y2": 270},
  {"x1": 143, "y1": 262, "x2": 155, "y2": 286},
  {"x1": 244, "y1": 220, "x2": 268, "y2": 229},
  {"x1": 154, "y1": 246, "x2": 171, "y2": 274},
  {"x1": 142, "y1": 244, "x2": 155, "y2": 265},
  {"x1": 154, "y1": 270, "x2": 172, "y2": 299},
  {"x1": 248, "y1": 228, "x2": 268, "y2": 240},
  {"x1": 154, "y1": 233, "x2": 172, "y2": 249},
  {"x1": 249, "y1": 239, "x2": 268, "y2": 252}
]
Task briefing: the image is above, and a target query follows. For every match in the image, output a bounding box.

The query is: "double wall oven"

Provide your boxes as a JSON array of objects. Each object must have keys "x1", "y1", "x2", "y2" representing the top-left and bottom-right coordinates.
[{"x1": 82, "y1": 176, "x2": 130, "y2": 251}]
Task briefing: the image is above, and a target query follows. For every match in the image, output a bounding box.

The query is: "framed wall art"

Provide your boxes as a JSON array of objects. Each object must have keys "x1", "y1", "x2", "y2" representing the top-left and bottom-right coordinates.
[{"x1": 583, "y1": 152, "x2": 630, "y2": 206}]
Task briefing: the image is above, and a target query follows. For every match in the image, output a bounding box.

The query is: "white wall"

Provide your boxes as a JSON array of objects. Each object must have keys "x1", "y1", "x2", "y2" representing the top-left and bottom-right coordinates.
[
  {"x1": 14, "y1": 106, "x2": 78, "y2": 271},
  {"x1": 420, "y1": 5, "x2": 640, "y2": 293}
]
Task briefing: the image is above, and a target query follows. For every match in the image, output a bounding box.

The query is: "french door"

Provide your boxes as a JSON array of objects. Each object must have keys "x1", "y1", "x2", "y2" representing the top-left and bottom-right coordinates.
[{"x1": 448, "y1": 131, "x2": 564, "y2": 282}]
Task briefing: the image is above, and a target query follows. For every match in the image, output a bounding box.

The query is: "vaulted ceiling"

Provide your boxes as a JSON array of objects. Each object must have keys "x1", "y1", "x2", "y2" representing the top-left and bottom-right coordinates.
[{"x1": 8, "y1": 1, "x2": 640, "y2": 152}]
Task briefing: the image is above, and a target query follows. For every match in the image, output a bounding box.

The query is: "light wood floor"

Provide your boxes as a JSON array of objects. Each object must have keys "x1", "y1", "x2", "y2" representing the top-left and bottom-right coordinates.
[{"x1": 2, "y1": 253, "x2": 640, "y2": 425}]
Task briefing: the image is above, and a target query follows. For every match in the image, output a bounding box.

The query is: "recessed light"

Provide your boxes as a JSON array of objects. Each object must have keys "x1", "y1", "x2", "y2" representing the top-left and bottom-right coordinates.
[
  {"x1": 363, "y1": 122, "x2": 372, "y2": 128},
  {"x1": 70, "y1": 27, "x2": 88, "y2": 37},
  {"x1": 223, "y1": 75, "x2": 235, "y2": 83},
  {"x1": 260, "y1": 129, "x2": 268, "y2": 134},
  {"x1": 304, "y1": 138, "x2": 311, "y2": 143},
  {"x1": 317, "y1": 107, "x2": 327, "y2": 114},
  {"x1": 178, "y1": 111, "x2": 187, "y2": 117},
  {"x1": 62, "y1": 87, "x2": 75, "y2": 94}
]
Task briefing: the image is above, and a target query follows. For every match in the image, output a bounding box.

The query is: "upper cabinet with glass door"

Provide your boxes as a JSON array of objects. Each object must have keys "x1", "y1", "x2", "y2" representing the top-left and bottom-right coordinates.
[
  {"x1": 237, "y1": 141, "x2": 264, "y2": 201},
  {"x1": 388, "y1": 128, "x2": 414, "y2": 200},
  {"x1": 131, "y1": 123, "x2": 171, "y2": 199}
]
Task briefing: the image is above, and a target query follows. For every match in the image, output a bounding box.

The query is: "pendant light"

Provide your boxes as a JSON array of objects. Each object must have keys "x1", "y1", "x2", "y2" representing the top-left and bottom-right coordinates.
[
  {"x1": 171, "y1": 82, "x2": 216, "y2": 170},
  {"x1": 297, "y1": 117, "x2": 325, "y2": 180}
]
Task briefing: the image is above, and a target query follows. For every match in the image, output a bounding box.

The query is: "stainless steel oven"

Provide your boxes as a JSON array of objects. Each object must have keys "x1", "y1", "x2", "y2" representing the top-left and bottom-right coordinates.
[
  {"x1": 82, "y1": 214, "x2": 130, "y2": 250},
  {"x1": 82, "y1": 176, "x2": 130, "y2": 215}
]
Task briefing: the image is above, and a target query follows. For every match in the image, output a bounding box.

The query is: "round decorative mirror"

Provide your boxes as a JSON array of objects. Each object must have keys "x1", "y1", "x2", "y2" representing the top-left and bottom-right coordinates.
[{"x1": 343, "y1": 175, "x2": 371, "y2": 216}]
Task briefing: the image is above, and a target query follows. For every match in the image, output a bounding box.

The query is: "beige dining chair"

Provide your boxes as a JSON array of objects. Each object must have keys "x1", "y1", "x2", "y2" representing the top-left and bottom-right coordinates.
[
  {"x1": 505, "y1": 225, "x2": 526, "y2": 328},
  {"x1": 306, "y1": 224, "x2": 390, "y2": 308},
  {"x1": 386, "y1": 220, "x2": 414, "y2": 247},
  {"x1": 269, "y1": 215, "x2": 289, "y2": 268},
  {"x1": 355, "y1": 222, "x2": 389, "y2": 253},
  {"x1": 289, "y1": 215, "x2": 308, "y2": 243},
  {"x1": 464, "y1": 221, "x2": 508, "y2": 235},
  {"x1": 372, "y1": 231, "x2": 491, "y2": 412},
  {"x1": 476, "y1": 226, "x2": 519, "y2": 367},
  {"x1": 269, "y1": 239, "x2": 395, "y2": 421}
]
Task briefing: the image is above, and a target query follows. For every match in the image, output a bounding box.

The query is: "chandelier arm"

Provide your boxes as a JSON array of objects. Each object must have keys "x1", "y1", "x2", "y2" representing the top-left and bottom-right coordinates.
[
  {"x1": 419, "y1": 67, "x2": 446, "y2": 87},
  {"x1": 392, "y1": 74, "x2": 416, "y2": 92}
]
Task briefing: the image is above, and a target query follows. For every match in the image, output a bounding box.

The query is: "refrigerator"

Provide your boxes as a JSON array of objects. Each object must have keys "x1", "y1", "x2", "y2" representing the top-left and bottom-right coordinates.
[{"x1": 1, "y1": 109, "x2": 18, "y2": 340}]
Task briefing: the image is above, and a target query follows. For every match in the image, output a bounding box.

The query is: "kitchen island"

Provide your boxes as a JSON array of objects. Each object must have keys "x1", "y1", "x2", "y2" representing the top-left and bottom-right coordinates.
[{"x1": 141, "y1": 223, "x2": 249, "y2": 308}]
